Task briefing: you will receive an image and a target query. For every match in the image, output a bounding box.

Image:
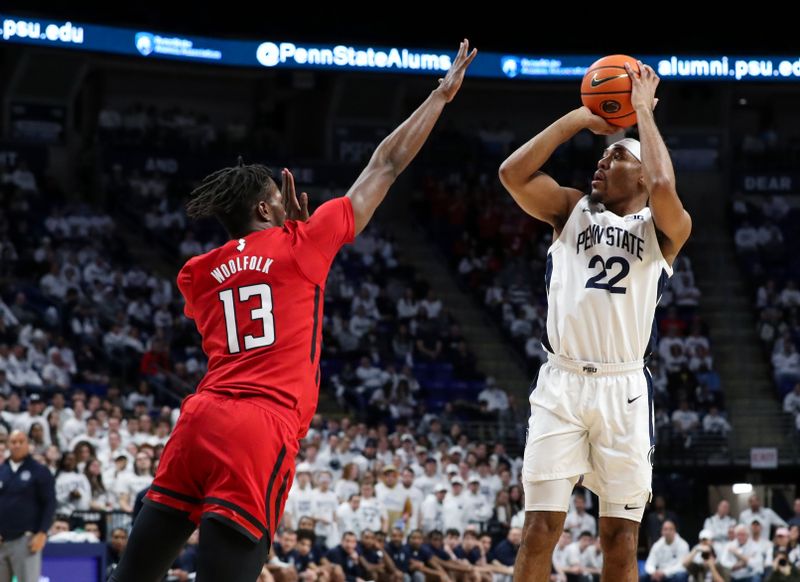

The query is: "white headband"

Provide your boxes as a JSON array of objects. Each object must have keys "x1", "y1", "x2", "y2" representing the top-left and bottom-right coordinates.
[{"x1": 610, "y1": 138, "x2": 641, "y2": 161}]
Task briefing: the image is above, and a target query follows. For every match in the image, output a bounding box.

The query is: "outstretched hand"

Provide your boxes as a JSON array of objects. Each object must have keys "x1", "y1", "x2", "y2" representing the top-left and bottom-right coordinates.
[
  {"x1": 281, "y1": 168, "x2": 310, "y2": 222},
  {"x1": 435, "y1": 38, "x2": 478, "y2": 102},
  {"x1": 625, "y1": 60, "x2": 660, "y2": 112}
]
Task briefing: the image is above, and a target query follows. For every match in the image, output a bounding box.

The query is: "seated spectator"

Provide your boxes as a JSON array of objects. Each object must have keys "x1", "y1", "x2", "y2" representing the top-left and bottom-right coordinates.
[
  {"x1": 106, "y1": 528, "x2": 128, "y2": 577},
  {"x1": 720, "y1": 524, "x2": 764, "y2": 581},
  {"x1": 323, "y1": 531, "x2": 366, "y2": 582},
  {"x1": 767, "y1": 549, "x2": 800, "y2": 581},
  {"x1": 564, "y1": 495, "x2": 597, "y2": 541},
  {"x1": 488, "y1": 527, "x2": 520, "y2": 581},
  {"x1": 295, "y1": 529, "x2": 329, "y2": 582},
  {"x1": 773, "y1": 344, "x2": 800, "y2": 386},
  {"x1": 168, "y1": 529, "x2": 199, "y2": 582},
  {"x1": 672, "y1": 401, "x2": 700, "y2": 448},
  {"x1": 643, "y1": 521, "x2": 689, "y2": 582},
  {"x1": 551, "y1": 530, "x2": 573, "y2": 582},
  {"x1": 404, "y1": 529, "x2": 444, "y2": 582},
  {"x1": 702, "y1": 407, "x2": 732, "y2": 438},
  {"x1": 682, "y1": 529, "x2": 729, "y2": 582},
  {"x1": 564, "y1": 531, "x2": 603, "y2": 582}
]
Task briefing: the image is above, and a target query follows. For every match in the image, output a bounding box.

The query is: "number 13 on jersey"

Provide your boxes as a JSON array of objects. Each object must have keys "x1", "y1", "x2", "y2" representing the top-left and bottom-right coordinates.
[{"x1": 218, "y1": 284, "x2": 276, "y2": 353}]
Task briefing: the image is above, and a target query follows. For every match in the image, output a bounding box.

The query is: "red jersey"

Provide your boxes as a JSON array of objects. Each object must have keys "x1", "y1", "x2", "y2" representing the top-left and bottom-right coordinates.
[{"x1": 176, "y1": 197, "x2": 354, "y2": 437}]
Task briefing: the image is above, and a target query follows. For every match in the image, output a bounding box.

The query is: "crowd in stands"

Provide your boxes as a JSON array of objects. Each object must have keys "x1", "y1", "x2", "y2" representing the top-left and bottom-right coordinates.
[
  {"x1": 96, "y1": 102, "x2": 282, "y2": 156},
  {"x1": 732, "y1": 193, "x2": 800, "y2": 433},
  {"x1": 3, "y1": 99, "x2": 798, "y2": 582}
]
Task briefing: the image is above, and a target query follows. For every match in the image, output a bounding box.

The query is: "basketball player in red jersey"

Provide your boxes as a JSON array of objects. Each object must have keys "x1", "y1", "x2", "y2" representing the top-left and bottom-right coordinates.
[{"x1": 110, "y1": 40, "x2": 476, "y2": 582}]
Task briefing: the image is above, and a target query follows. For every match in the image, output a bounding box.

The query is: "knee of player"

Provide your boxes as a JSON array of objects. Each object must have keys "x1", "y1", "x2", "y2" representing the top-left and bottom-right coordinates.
[
  {"x1": 599, "y1": 525, "x2": 638, "y2": 555},
  {"x1": 522, "y1": 514, "x2": 563, "y2": 549}
]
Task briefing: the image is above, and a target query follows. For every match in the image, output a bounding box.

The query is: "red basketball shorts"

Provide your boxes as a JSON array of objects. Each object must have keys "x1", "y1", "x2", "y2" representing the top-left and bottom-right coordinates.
[{"x1": 145, "y1": 391, "x2": 299, "y2": 542}]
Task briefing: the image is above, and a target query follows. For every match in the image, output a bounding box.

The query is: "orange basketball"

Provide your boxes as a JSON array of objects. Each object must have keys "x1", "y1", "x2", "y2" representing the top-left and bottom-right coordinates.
[{"x1": 581, "y1": 54, "x2": 639, "y2": 128}]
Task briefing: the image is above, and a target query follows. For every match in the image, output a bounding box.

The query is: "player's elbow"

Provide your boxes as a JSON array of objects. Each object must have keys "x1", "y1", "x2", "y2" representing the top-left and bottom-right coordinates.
[
  {"x1": 499, "y1": 161, "x2": 534, "y2": 195},
  {"x1": 498, "y1": 160, "x2": 517, "y2": 188}
]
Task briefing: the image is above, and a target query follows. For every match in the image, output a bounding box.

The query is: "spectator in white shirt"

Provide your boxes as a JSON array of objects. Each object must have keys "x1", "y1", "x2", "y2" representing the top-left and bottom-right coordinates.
[
  {"x1": 41, "y1": 350, "x2": 72, "y2": 389},
  {"x1": 525, "y1": 335, "x2": 547, "y2": 367},
  {"x1": 349, "y1": 307, "x2": 375, "y2": 339},
  {"x1": 779, "y1": 281, "x2": 800, "y2": 309},
  {"x1": 355, "y1": 357, "x2": 389, "y2": 391},
  {"x1": 704, "y1": 500, "x2": 738, "y2": 553},
  {"x1": 311, "y1": 470, "x2": 340, "y2": 547},
  {"x1": 414, "y1": 458, "x2": 442, "y2": 499},
  {"x1": 463, "y1": 476, "x2": 492, "y2": 531},
  {"x1": 685, "y1": 324, "x2": 711, "y2": 357},
  {"x1": 476, "y1": 460, "x2": 501, "y2": 502},
  {"x1": 357, "y1": 481, "x2": 387, "y2": 534},
  {"x1": 396, "y1": 289, "x2": 419, "y2": 321},
  {"x1": 564, "y1": 532, "x2": 603, "y2": 581},
  {"x1": 672, "y1": 400, "x2": 700, "y2": 447},
  {"x1": 10, "y1": 161, "x2": 38, "y2": 192},
  {"x1": 703, "y1": 407, "x2": 732, "y2": 437},
  {"x1": 551, "y1": 530, "x2": 572, "y2": 582},
  {"x1": 68, "y1": 416, "x2": 103, "y2": 452},
  {"x1": 399, "y1": 467, "x2": 425, "y2": 530},
  {"x1": 477, "y1": 378, "x2": 509, "y2": 413},
  {"x1": 351, "y1": 287, "x2": 380, "y2": 321},
  {"x1": 749, "y1": 520, "x2": 774, "y2": 572},
  {"x1": 55, "y1": 452, "x2": 92, "y2": 515},
  {"x1": 335, "y1": 494, "x2": 363, "y2": 538},
  {"x1": 783, "y1": 383, "x2": 800, "y2": 416},
  {"x1": 773, "y1": 343, "x2": 800, "y2": 386},
  {"x1": 688, "y1": 344, "x2": 713, "y2": 373},
  {"x1": 721, "y1": 524, "x2": 764, "y2": 580},
  {"x1": 334, "y1": 462, "x2": 361, "y2": 503},
  {"x1": 285, "y1": 463, "x2": 315, "y2": 529},
  {"x1": 643, "y1": 520, "x2": 690, "y2": 581},
  {"x1": 420, "y1": 484, "x2": 448, "y2": 534},
  {"x1": 443, "y1": 478, "x2": 467, "y2": 534},
  {"x1": 735, "y1": 222, "x2": 759, "y2": 253},
  {"x1": 376, "y1": 465, "x2": 408, "y2": 531},
  {"x1": 5, "y1": 345, "x2": 43, "y2": 388},
  {"x1": 564, "y1": 495, "x2": 597, "y2": 541},
  {"x1": 739, "y1": 494, "x2": 788, "y2": 535},
  {"x1": 39, "y1": 263, "x2": 68, "y2": 299},
  {"x1": 419, "y1": 290, "x2": 443, "y2": 320}
]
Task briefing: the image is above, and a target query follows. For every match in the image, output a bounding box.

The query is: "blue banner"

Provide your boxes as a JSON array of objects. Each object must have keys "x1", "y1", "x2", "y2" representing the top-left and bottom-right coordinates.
[{"x1": 4, "y1": 14, "x2": 800, "y2": 82}]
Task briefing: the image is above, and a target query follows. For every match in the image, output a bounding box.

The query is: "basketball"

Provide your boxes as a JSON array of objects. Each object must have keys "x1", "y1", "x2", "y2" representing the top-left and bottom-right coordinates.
[{"x1": 581, "y1": 54, "x2": 639, "y2": 127}]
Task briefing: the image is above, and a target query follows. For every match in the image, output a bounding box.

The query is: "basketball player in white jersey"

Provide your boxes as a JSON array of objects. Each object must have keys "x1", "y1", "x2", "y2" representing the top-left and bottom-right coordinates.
[{"x1": 498, "y1": 61, "x2": 691, "y2": 582}]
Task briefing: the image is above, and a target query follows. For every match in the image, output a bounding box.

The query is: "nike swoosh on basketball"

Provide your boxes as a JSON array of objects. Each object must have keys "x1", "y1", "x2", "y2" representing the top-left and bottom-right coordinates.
[
  {"x1": 625, "y1": 504, "x2": 642, "y2": 510},
  {"x1": 627, "y1": 394, "x2": 642, "y2": 404},
  {"x1": 590, "y1": 73, "x2": 629, "y2": 87}
]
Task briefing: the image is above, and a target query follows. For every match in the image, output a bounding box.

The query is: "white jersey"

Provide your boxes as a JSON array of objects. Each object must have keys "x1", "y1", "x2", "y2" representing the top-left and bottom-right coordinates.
[{"x1": 544, "y1": 196, "x2": 672, "y2": 363}]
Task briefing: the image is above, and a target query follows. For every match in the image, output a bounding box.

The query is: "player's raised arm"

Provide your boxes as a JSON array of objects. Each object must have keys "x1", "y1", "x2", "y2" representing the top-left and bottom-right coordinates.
[
  {"x1": 498, "y1": 107, "x2": 617, "y2": 231},
  {"x1": 346, "y1": 39, "x2": 477, "y2": 235},
  {"x1": 625, "y1": 60, "x2": 691, "y2": 264}
]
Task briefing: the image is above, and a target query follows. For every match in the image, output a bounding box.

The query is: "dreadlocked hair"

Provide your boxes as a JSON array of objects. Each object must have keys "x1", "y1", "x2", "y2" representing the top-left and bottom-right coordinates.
[{"x1": 186, "y1": 158, "x2": 276, "y2": 235}]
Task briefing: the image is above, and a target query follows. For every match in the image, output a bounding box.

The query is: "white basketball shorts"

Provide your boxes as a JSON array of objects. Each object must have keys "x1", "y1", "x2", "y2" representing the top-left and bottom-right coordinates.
[{"x1": 522, "y1": 353, "x2": 654, "y2": 510}]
